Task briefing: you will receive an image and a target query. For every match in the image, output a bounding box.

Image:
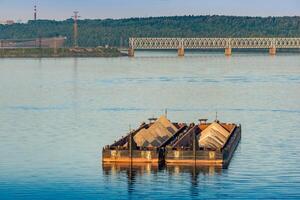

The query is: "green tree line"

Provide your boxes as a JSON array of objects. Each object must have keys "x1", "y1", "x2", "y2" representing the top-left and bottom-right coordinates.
[{"x1": 0, "y1": 15, "x2": 299, "y2": 47}]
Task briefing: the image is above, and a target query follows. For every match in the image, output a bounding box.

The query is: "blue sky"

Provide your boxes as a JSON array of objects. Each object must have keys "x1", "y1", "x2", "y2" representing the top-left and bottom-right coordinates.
[{"x1": 0, "y1": 0, "x2": 299, "y2": 21}]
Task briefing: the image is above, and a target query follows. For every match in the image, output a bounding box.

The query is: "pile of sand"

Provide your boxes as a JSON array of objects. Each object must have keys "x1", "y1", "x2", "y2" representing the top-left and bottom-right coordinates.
[
  {"x1": 133, "y1": 115, "x2": 178, "y2": 147},
  {"x1": 199, "y1": 122, "x2": 231, "y2": 149}
]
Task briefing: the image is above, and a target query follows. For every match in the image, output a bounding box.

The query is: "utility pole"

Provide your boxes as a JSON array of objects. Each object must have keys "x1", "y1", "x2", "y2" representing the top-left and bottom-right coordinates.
[{"x1": 72, "y1": 11, "x2": 80, "y2": 48}]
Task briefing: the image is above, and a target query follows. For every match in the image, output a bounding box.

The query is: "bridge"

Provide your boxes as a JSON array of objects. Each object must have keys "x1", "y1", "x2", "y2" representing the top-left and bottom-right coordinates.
[{"x1": 128, "y1": 37, "x2": 300, "y2": 56}]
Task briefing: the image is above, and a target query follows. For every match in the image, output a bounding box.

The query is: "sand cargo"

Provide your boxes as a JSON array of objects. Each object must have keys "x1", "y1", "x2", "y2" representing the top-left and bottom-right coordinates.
[{"x1": 102, "y1": 116, "x2": 241, "y2": 168}]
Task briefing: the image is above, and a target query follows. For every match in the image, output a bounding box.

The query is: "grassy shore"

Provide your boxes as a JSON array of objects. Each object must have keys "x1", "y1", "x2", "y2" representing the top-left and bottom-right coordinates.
[{"x1": 0, "y1": 47, "x2": 126, "y2": 58}]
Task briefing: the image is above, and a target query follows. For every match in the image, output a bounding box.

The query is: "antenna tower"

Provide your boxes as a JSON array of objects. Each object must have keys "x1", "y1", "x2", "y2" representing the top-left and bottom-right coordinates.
[{"x1": 72, "y1": 11, "x2": 80, "y2": 47}]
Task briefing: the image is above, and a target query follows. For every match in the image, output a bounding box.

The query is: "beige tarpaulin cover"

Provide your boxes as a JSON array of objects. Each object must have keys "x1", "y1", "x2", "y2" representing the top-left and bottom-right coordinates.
[
  {"x1": 199, "y1": 122, "x2": 231, "y2": 149},
  {"x1": 133, "y1": 115, "x2": 178, "y2": 147}
]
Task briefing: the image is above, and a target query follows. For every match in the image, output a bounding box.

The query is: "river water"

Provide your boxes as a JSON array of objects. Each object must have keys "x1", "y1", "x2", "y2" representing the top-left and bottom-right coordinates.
[{"x1": 0, "y1": 52, "x2": 300, "y2": 199}]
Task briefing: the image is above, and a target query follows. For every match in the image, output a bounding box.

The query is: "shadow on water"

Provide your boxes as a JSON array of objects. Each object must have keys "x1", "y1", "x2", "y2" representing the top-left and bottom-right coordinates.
[{"x1": 102, "y1": 163, "x2": 222, "y2": 196}]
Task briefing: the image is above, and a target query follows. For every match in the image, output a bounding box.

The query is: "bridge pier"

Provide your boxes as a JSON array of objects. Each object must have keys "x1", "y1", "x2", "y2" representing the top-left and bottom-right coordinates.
[
  {"x1": 128, "y1": 48, "x2": 135, "y2": 57},
  {"x1": 269, "y1": 47, "x2": 276, "y2": 55},
  {"x1": 225, "y1": 47, "x2": 232, "y2": 56},
  {"x1": 178, "y1": 47, "x2": 184, "y2": 57}
]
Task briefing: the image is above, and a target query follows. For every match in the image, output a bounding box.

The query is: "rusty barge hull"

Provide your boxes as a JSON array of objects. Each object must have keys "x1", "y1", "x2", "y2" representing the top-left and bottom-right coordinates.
[
  {"x1": 102, "y1": 149, "x2": 163, "y2": 163},
  {"x1": 165, "y1": 125, "x2": 241, "y2": 168}
]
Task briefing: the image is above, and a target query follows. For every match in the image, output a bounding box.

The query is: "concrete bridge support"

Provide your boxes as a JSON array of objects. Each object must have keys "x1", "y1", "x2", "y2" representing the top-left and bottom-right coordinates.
[
  {"x1": 269, "y1": 47, "x2": 276, "y2": 55},
  {"x1": 178, "y1": 47, "x2": 185, "y2": 56},
  {"x1": 128, "y1": 48, "x2": 135, "y2": 57},
  {"x1": 225, "y1": 47, "x2": 232, "y2": 56}
]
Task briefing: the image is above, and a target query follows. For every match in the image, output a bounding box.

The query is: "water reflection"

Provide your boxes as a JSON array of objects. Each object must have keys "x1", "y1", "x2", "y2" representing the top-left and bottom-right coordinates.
[
  {"x1": 166, "y1": 164, "x2": 222, "y2": 177},
  {"x1": 103, "y1": 163, "x2": 222, "y2": 196},
  {"x1": 72, "y1": 58, "x2": 78, "y2": 104},
  {"x1": 166, "y1": 164, "x2": 222, "y2": 197},
  {"x1": 103, "y1": 162, "x2": 164, "y2": 176},
  {"x1": 103, "y1": 163, "x2": 164, "y2": 193}
]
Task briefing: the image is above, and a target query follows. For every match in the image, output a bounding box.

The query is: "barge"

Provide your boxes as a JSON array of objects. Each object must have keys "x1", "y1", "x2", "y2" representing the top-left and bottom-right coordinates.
[
  {"x1": 102, "y1": 115, "x2": 241, "y2": 168},
  {"x1": 102, "y1": 116, "x2": 179, "y2": 164},
  {"x1": 164, "y1": 120, "x2": 241, "y2": 168}
]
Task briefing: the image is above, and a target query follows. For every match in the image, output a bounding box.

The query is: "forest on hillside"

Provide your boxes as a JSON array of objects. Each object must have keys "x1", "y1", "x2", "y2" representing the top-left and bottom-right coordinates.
[{"x1": 0, "y1": 15, "x2": 299, "y2": 47}]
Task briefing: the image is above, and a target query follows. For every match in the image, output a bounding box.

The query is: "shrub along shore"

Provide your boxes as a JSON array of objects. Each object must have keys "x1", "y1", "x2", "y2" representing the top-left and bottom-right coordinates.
[{"x1": 0, "y1": 47, "x2": 126, "y2": 58}]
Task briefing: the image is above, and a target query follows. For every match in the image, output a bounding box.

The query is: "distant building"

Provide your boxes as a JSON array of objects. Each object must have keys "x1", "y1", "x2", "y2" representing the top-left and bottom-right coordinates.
[
  {"x1": 0, "y1": 37, "x2": 66, "y2": 48},
  {"x1": 0, "y1": 20, "x2": 15, "y2": 25}
]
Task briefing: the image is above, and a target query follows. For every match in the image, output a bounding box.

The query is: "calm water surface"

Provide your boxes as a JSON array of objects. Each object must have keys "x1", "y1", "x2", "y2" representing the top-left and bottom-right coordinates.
[{"x1": 0, "y1": 52, "x2": 300, "y2": 199}]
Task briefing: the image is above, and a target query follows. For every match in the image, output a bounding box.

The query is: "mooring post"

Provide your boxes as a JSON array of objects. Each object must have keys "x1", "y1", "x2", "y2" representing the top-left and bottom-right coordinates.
[{"x1": 225, "y1": 38, "x2": 232, "y2": 56}]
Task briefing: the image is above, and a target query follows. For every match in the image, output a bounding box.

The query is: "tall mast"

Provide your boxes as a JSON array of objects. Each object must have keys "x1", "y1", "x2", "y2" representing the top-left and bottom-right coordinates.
[
  {"x1": 34, "y1": 5, "x2": 37, "y2": 21},
  {"x1": 72, "y1": 11, "x2": 80, "y2": 47}
]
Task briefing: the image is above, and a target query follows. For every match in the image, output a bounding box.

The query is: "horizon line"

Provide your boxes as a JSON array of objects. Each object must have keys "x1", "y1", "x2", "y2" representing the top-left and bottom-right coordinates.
[{"x1": 3, "y1": 14, "x2": 300, "y2": 23}]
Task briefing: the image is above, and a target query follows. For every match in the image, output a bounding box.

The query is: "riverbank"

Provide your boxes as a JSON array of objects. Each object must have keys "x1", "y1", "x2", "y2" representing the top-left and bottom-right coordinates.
[{"x1": 0, "y1": 47, "x2": 126, "y2": 58}]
